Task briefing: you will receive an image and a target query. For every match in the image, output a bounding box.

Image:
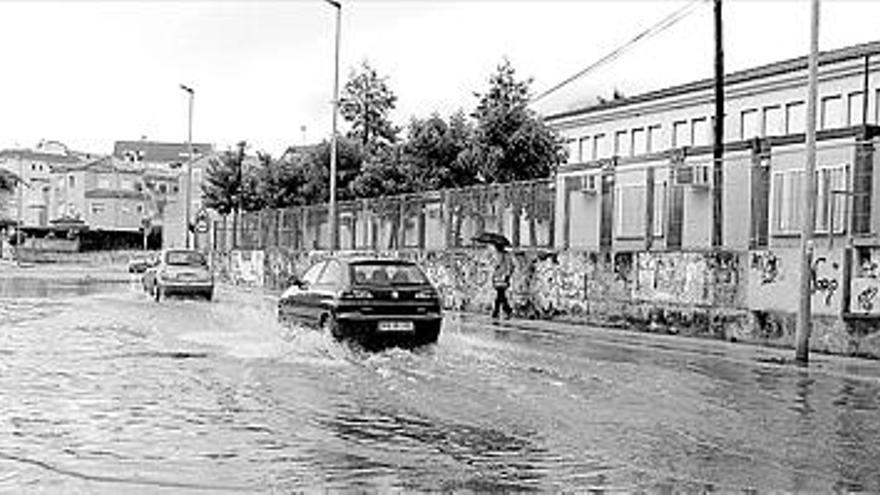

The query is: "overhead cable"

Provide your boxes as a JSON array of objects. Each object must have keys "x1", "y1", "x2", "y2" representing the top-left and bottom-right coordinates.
[{"x1": 533, "y1": 0, "x2": 710, "y2": 103}]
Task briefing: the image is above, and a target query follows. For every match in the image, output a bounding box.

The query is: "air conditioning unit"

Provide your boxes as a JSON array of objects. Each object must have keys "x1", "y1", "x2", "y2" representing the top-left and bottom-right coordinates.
[
  {"x1": 674, "y1": 163, "x2": 711, "y2": 188},
  {"x1": 579, "y1": 174, "x2": 599, "y2": 194}
]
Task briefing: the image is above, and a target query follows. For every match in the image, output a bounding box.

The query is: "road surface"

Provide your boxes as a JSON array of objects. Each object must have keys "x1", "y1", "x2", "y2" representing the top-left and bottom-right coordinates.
[{"x1": 0, "y1": 273, "x2": 879, "y2": 492}]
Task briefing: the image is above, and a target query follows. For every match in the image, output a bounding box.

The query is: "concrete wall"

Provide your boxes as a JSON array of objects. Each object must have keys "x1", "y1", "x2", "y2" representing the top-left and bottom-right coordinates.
[{"x1": 215, "y1": 246, "x2": 880, "y2": 359}]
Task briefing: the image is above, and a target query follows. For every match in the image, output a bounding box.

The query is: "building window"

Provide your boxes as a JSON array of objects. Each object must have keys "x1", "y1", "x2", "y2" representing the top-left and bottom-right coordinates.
[
  {"x1": 740, "y1": 109, "x2": 759, "y2": 139},
  {"x1": 172, "y1": 185, "x2": 179, "y2": 194},
  {"x1": 614, "y1": 130, "x2": 629, "y2": 157},
  {"x1": 158, "y1": 183, "x2": 168, "y2": 194},
  {"x1": 68, "y1": 175, "x2": 75, "y2": 187},
  {"x1": 771, "y1": 166, "x2": 847, "y2": 235},
  {"x1": 91, "y1": 202, "x2": 105, "y2": 215},
  {"x1": 691, "y1": 117, "x2": 709, "y2": 146},
  {"x1": 615, "y1": 184, "x2": 646, "y2": 238},
  {"x1": 876, "y1": 89, "x2": 880, "y2": 125},
  {"x1": 98, "y1": 177, "x2": 111, "y2": 189},
  {"x1": 820, "y1": 95, "x2": 844, "y2": 130},
  {"x1": 631, "y1": 128, "x2": 647, "y2": 156},
  {"x1": 847, "y1": 91, "x2": 865, "y2": 126},
  {"x1": 763, "y1": 106, "x2": 783, "y2": 137},
  {"x1": 593, "y1": 134, "x2": 608, "y2": 159},
  {"x1": 578, "y1": 136, "x2": 591, "y2": 162},
  {"x1": 786, "y1": 101, "x2": 806, "y2": 134},
  {"x1": 647, "y1": 124, "x2": 662, "y2": 153},
  {"x1": 567, "y1": 139, "x2": 579, "y2": 163},
  {"x1": 121, "y1": 178, "x2": 133, "y2": 190},
  {"x1": 136, "y1": 204, "x2": 144, "y2": 214},
  {"x1": 672, "y1": 121, "x2": 688, "y2": 148}
]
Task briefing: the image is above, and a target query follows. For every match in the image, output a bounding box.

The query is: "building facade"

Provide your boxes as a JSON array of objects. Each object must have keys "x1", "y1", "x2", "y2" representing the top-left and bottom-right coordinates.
[
  {"x1": 545, "y1": 40, "x2": 880, "y2": 319},
  {"x1": 0, "y1": 142, "x2": 88, "y2": 228}
]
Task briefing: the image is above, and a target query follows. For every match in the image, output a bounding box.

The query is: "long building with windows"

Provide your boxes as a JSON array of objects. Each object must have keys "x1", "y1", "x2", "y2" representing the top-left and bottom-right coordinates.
[{"x1": 545, "y1": 40, "x2": 880, "y2": 318}]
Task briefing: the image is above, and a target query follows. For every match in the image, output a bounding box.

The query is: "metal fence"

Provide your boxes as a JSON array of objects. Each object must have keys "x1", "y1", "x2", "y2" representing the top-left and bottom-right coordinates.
[{"x1": 211, "y1": 179, "x2": 555, "y2": 252}]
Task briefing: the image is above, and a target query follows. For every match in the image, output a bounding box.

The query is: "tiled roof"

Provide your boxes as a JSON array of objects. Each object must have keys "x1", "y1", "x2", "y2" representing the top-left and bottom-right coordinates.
[
  {"x1": 545, "y1": 40, "x2": 880, "y2": 121},
  {"x1": 54, "y1": 156, "x2": 144, "y2": 174},
  {"x1": 113, "y1": 140, "x2": 214, "y2": 163},
  {"x1": 84, "y1": 189, "x2": 147, "y2": 200},
  {"x1": 0, "y1": 149, "x2": 84, "y2": 165}
]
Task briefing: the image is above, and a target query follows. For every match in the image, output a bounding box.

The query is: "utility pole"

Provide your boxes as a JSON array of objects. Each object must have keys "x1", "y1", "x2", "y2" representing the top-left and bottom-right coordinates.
[
  {"x1": 15, "y1": 156, "x2": 23, "y2": 266},
  {"x1": 326, "y1": 0, "x2": 341, "y2": 251},
  {"x1": 712, "y1": 0, "x2": 724, "y2": 248},
  {"x1": 796, "y1": 0, "x2": 820, "y2": 363},
  {"x1": 180, "y1": 84, "x2": 195, "y2": 249}
]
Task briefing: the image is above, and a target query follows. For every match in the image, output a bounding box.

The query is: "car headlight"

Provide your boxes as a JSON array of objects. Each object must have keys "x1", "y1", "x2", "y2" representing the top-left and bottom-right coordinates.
[{"x1": 415, "y1": 289, "x2": 438, "y2": 300}]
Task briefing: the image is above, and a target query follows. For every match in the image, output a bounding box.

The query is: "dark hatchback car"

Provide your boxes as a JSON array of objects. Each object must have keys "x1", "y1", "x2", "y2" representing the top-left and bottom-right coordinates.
[{"x1": 278, "y1": 257, "x2": 442, "y2": 347}]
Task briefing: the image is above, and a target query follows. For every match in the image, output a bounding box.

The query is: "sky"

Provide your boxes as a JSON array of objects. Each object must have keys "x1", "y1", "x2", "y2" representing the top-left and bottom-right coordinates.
[{"x1": 1, "y1": 0, "x2": 879, "y2": 158}]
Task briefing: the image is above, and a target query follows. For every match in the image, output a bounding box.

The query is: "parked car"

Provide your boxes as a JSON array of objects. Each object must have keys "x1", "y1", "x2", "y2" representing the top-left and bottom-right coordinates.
[
  {"x1": 142, "y1": 249, "x2": 214, "y2": 301},
  {"x1": 278, "y1": 257, "x2": 442, "y2": 347},
  {"x1": 128, "y1": 254, "x2": 156, "y2": 274}
]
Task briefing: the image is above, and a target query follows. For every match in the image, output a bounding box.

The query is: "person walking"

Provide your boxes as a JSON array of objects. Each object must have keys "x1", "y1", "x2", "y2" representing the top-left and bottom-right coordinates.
[{"x1": 491, "y1": 243, "x2": 515, "y2": 319}]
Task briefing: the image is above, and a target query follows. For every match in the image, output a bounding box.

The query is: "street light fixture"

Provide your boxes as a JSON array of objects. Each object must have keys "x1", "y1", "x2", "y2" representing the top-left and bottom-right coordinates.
[
  {"x1": 324, "y1": 0, "x2": 341, "y2": 250},
  {"x1": 180, "y1": 83, "x2": 195, "y2": 249}
]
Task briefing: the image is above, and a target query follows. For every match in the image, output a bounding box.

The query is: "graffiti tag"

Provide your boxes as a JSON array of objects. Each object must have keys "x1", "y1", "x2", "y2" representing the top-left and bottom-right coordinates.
[
  {"x1": 857, "y1": 286, "x2": 879, "y2": 312},
  {"x1": 751, "y1": 251, "x2": 780, "y2": 285},
  {"x1": 810, "y1": 257, "x2": 839, "y2": 307}
]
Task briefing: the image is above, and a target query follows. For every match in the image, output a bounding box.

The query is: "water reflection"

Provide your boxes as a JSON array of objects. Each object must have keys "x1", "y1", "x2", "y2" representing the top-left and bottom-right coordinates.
[
  {"x1": 0, "y1": 277, "x2": 124, "y2": 299},
  {"x1": 317, "y1": 404, "x2": 548, "y2": 491}
]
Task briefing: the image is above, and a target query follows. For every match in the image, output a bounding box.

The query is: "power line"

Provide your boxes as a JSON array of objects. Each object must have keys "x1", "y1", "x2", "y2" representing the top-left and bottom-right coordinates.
[{"x1": 532, "y1": 0, "x2": 710, "y2": 104}]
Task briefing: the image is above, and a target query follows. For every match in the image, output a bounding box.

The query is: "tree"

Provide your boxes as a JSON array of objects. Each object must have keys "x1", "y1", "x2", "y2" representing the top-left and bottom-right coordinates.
[
  {"x1": 273, "y1": 138, "x2": 365, "y2": 206},
  {"x1": 201, "y1": 141, "x2": 264, "y2": 214},
  {"x1": 348, "y1": 145, "x2": 414, "y2": 199},
  {"x1": 404, "y1": 111, "x2": 479, "y2": 190},
  {"x1": 0, "y1": 169, "x2": 17, "y2": 193},
  {"x1": 340, "y1": 60, "x2": 399, "y2": 150},
  {"x1": 465, "y1": 59, "x2": 567, "y2": 183},
  {"x1": 253, "y1": 151, "x2": 307, "y2": 209}
]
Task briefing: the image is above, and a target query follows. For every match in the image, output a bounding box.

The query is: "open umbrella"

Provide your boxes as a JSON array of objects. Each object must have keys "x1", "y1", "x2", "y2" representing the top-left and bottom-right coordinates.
[{"x1": 473, "y1": 231, "x2": 511, "y2": 247}]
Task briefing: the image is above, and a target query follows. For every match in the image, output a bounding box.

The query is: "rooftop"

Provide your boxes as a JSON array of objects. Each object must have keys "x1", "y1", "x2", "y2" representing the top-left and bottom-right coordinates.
[
  {"x1": 544, "y1": 39, "x2": 880, "y2": 121},
  {"x1": 113, "y1": 140, "x2": 214, "y2": 164}
]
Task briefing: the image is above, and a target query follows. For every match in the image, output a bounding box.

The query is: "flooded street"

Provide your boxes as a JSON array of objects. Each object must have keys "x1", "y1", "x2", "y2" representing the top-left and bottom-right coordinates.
[{"x1": 1, "y1": 276, "x2": 880, "y2": 493}]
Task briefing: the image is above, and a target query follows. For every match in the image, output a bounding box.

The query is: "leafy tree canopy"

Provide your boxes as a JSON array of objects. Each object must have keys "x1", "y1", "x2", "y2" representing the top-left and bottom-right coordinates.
[
  {"x1": 466, "y1": 58, "x2": 567, "y2": 183},
  {"x1": 340, "y1": 60, "x2": 399, "y2": 150}
]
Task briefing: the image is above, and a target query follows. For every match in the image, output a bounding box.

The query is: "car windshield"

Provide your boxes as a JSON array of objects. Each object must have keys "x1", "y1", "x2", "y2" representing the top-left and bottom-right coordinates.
[
  {"x1": 165, "y1": 251, "x2": 206, "y2": 266},
  {"x1": 351, "y1": 263, "x2": 428, "y2": 286}
]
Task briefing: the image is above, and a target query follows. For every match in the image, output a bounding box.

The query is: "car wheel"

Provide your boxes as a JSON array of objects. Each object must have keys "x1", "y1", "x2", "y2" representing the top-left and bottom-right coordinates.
[
  {"x1": 321, "y1": 313, "x2": 343, "y2": 340},
  {"x1": 205, "y1": 290, "x2": 214, "y2": 302}
]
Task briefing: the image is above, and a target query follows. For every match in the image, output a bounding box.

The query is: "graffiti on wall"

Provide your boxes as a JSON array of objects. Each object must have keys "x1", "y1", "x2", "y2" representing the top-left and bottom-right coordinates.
[
  {"x1": 851, "y1": 277, "x2": 880, "y2": 315},
  {"x1": 634, "y1": 252, "x2": 709, "y2": 305},
  {"x1": 220, "y1": 247, "x2": 745, "y2": 319},
  {"x1": 750, "y1": 251, "x2": 780, "y2": 285},
  {"x1": 230, "y1": 250, "x2": 265, "y2": 287},
  {"x1": 810, "y1": 256, "x2": 839, "y2": 307}
]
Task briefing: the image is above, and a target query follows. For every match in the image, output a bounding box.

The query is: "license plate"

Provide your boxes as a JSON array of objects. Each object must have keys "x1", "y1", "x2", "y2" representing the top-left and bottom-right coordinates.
[{"x1": 378, "y1": 321, "x2": 414, "y2": 332}]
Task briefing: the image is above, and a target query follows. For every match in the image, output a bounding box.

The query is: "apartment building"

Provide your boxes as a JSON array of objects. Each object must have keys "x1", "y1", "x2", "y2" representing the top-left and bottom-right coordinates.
[
  {"x1": 545, "y1": 40, "x2": 880, "y2": 318},
  {"x1": 0, "y1": 141, "x2": 93, "y2": 228},
  {"x1": 548, "y1": 40, "x2": 880, "y2": 252},
  {"x1": 51, "y1": 156, "x2": 150, "y2": 232}
]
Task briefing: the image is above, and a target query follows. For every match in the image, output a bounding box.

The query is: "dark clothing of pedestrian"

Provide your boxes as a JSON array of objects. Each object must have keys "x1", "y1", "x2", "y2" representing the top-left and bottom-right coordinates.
[
  {"x1": 493, "y1": 287, "x2": 512, "y2": 319},
  {"x1": 491, "y1": 249, "x2": 515, "y2": 319}
]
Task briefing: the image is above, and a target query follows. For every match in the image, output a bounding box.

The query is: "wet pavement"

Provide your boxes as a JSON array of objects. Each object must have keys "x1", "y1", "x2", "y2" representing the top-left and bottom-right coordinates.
[{"x1": 1, "y1": 274, "x2": 879, "y2": 493}]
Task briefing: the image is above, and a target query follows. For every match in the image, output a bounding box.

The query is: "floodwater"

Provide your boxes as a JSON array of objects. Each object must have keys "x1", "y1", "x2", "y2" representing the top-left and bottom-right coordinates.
[{"x1": 0, "y1": 275, "x2": 879, "y2": 493}]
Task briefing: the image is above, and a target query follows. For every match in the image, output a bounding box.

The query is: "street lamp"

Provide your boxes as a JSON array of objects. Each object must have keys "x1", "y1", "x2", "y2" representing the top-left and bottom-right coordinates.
[
  {"x1": 180, "y1": 83, "x2": 195, "y2": 249},
  {"x1": 324, "y1": 0, "x2": 341, "y2": 250}
]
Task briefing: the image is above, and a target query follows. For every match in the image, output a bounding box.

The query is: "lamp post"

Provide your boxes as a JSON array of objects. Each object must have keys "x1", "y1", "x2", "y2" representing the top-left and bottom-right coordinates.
[
  {"x1": 180, "y1": 83, "x2": 195, "y2": 249},
  {"x1": 16, "y1": 157, "x2": 23, "y2": 265},
  {"x1": 324, "y1": 0, "x2": 341, "y2": 250}
]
